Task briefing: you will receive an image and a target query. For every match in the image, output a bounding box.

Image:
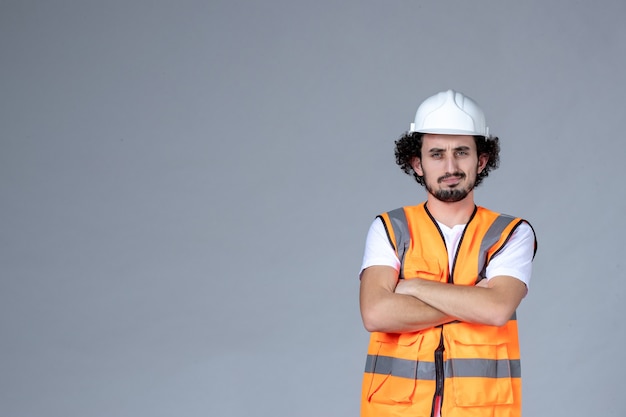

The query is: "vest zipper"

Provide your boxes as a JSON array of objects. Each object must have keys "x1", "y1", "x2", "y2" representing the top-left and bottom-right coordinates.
[
  {"x1": 424, "y1": 204, "x2": 478, "y2": 416},
  {"x1": 431, "y1": 330, "x2": 445, "y2": 417}
]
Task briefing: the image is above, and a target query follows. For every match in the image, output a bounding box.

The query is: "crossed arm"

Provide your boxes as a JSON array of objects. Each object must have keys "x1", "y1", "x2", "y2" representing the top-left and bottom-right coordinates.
[{"x1": 359, "y1": 265, "x2": 528, "y2": 333}]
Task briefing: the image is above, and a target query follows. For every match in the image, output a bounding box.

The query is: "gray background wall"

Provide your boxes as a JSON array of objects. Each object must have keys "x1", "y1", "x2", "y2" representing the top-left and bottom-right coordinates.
[{"x1": 1, "y1": 1, "x2": 625, "y2": 416}]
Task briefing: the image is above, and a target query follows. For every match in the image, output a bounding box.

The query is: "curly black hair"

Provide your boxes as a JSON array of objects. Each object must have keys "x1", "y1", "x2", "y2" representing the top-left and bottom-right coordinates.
[{"x1": 394, "y1": 132, "x2": 500, "y2": 186}]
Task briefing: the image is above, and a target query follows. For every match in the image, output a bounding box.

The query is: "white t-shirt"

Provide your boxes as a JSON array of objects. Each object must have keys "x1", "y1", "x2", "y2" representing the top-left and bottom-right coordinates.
[{"x1": 360, "y1": 216, "x2": 535, "y2": 287}]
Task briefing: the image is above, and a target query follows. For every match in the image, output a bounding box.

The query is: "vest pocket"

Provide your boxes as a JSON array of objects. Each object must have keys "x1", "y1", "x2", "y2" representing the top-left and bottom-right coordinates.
[
  {"x1": 445, "y1": 325, "x2": 514, "y2": 406},
  {"x1": 403, "y1": 257, "x2": 443, "y2": 281},
  {"x1": 366, "y1": 332, "x2": 423, "y2": 405}
]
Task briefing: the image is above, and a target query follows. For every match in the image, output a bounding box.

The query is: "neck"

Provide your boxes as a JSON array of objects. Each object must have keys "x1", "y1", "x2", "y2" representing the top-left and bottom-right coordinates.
[{"x1": 425, "y1": 192, "x2": 476, "y2": 228}]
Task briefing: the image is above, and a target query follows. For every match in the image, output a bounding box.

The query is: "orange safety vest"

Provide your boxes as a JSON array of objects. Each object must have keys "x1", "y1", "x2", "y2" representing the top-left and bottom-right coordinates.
[{"x1": 361, "y1": 203, "x2": 536, "y2": 417}]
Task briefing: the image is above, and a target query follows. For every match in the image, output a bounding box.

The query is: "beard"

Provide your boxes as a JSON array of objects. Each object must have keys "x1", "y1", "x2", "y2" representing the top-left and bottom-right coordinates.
[{"x1": 424, "y1": 171, "x2": 475, "y2": 203}]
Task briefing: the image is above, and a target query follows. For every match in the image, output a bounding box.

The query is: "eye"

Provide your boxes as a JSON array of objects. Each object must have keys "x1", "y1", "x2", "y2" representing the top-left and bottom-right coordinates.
[{"x1": 430, "y1": 152, "x2": 441, "y2": 159}]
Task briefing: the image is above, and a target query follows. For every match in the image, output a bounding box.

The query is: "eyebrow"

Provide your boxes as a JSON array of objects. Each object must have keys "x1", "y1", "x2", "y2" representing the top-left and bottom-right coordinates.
[{"x1": 427, "y1": 145, "x2": 472, "y2": 153}]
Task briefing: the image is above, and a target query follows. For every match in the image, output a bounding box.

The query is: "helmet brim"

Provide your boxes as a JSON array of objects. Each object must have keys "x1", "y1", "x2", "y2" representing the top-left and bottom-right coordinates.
[{"x1": 410, "y1": 127, "x2": 486, "y2": 136}]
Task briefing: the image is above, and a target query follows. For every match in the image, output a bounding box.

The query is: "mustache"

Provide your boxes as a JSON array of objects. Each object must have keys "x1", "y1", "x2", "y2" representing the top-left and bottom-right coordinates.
[{"x1": 437, "y1": 172, "x2": 466, "y2": 183}]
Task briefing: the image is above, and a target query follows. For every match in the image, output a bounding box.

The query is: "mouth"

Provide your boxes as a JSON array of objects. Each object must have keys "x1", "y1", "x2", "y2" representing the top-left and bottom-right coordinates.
[{"x1": 439, "y1": 174, "x2": 465, "y2": 186}]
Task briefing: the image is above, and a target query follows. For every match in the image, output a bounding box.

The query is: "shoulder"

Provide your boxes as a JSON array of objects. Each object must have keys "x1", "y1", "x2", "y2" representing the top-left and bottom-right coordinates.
[
  {"x1": 378, "y1": 203, "x2": 426, "y2": 224},
  {"x1": 477, "y1": 206, "x2": 536, "y2": 232},
  {"x1": 476, "y1": 206, "x2": 537, "y2": 254}
]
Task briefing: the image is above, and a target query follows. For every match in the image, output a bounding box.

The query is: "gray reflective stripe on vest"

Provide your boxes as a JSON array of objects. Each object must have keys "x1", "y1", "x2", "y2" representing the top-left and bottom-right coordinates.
[
  {"x1": 477, "y1": 214, "x2": 519, "y2": 322},
  {"x1": 477, "y1": 214, "x2": 517, "y2": 279},
  {"x1": 386, "y1": 208, "x2": 410, "y2": 280},
  {"x1": 365, "y1": 354, "x2": 521, "y2": 379},
  {"x1": 365, "y1": 354, "x2": 435, "y2": 380}
]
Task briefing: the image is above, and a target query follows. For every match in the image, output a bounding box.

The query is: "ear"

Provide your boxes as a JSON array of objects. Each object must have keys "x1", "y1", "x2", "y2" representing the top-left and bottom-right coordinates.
[
  {"x1": 477, "y1": 154, "x2": 489, "y2": 173},
  {"x1": 411, "y1": 157, "x2": 423, "y2": 176}
]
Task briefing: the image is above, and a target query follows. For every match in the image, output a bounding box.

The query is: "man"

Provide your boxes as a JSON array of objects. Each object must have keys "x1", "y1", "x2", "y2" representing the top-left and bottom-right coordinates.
[{"x1": 359, "y1": 89, "x2": 537, "y2": 417}]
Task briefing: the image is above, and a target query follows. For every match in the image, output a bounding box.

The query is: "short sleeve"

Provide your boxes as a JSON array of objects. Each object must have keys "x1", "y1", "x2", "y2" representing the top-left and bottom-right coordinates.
[
  {"x1": 359, "y1": 217, "x2": 401, "y2": 277},
  {"x1": 485, "y1": 222, "x2": 536, "y2": 288}
]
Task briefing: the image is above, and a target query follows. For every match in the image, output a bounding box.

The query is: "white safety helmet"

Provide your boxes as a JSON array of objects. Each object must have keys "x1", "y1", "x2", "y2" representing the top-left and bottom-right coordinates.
[{"x1": 409, "y1": 89, "x2": 489, "y2": 137}]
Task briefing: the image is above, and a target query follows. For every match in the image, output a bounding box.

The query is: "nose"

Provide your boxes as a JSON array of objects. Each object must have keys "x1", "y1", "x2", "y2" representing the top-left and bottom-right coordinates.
[{"x1": 444, "y1": 154, "x2": 458, "y2": 173}]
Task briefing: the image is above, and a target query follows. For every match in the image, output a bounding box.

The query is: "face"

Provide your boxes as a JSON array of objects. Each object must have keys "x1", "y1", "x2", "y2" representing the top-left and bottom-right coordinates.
[{"x1": 411, "y1": 134, "x2": 488, "y2": 203}]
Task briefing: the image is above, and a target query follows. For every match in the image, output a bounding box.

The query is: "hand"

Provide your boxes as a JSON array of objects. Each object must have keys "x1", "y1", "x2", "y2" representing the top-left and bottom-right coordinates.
[
  {"x1": 475, "y1": 278, "x2": 491, "y2": 288},
  {"x1": 394, "y1": 278, "x2": 424, "y2": 297}
]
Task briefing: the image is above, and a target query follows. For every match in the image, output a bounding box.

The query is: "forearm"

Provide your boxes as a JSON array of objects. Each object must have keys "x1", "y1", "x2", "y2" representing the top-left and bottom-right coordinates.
[
  {"x1": 406, "y1": 281, "x2": 495, "y2": 325},
  {"x1": 360, "y1": 288, "x2": 454, "y2": 333},
  {"x1": 396, "y1": 277, "x2": 526, "y2": 327}
]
